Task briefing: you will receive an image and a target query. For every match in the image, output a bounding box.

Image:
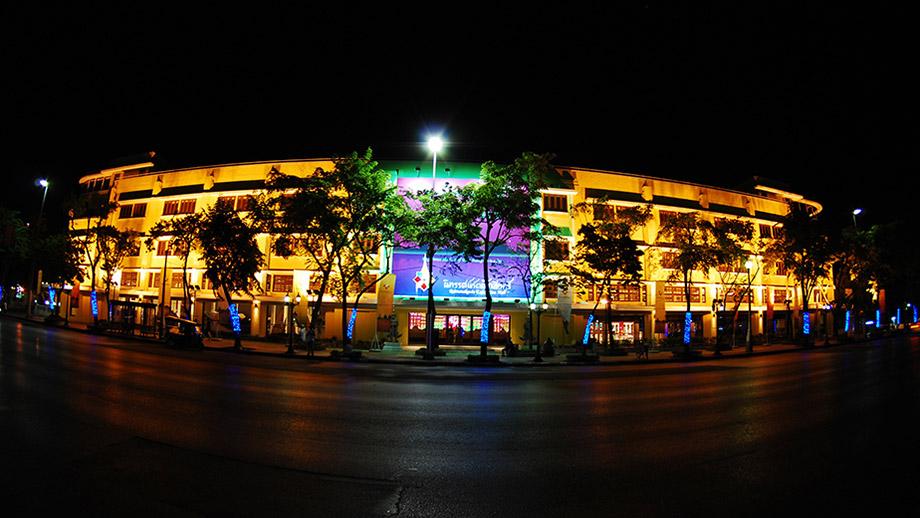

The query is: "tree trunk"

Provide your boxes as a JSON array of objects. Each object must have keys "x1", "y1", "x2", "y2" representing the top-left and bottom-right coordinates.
[
  {"x1": 481, "y1": 247, "x2": 492, "y2": 357},
  {"x1": 683, "y1": 269, "x2": 691, "y2": 353},
  {"x1": 182, "y1": 251, "x2": 191, "y2": 319},
  {"x1": 308, "y1": 270, "x2": 331, "y2": 354},
  {"x1": 341, "y1": 283, "x2": 349, "y2": 349},
  {"x1": 426, "y1": 245, "x2": 436, "y2": 353}
]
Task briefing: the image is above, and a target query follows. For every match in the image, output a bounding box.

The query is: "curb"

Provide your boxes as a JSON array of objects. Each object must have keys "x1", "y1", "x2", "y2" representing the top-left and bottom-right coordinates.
[{"x1": 1, "y1": 313, "x2": 879, "y2": 368}]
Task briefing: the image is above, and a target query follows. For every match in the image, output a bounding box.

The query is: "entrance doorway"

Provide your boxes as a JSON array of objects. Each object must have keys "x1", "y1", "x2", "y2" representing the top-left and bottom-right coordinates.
[{"x1": 407, "y1": 312, "x2": 510, "y2": 344}]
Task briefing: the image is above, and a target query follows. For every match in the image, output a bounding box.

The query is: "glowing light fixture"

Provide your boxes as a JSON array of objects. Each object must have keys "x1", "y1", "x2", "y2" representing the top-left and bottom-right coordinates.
[
  {"x1": 845, "y1": 310, "x2": 851, "y2": 332},
  {"x1": 683, "y1": 311, "x2": 692, "y2": 344},
  {"x1": 426, "y1": 135, "x2": 445, "y2": 190},
  {"x1": 347, "y1": 308, "x2": 358, "y2": 339},
  {"x1": 852, "y1": 208, "x2": 862, "y2": 216},
  {"x1": 229, "y1": 303, "x2": 242, "y2": 333},
  {"x1": 583, "y1": 314, "x2": 595, "y2": 345},
  {"x1": 802, "y1": 312, "x2": 811, "y2": 335},
  {"x1": 480, "y1": 310, "x2": 491, "y2": 344}
]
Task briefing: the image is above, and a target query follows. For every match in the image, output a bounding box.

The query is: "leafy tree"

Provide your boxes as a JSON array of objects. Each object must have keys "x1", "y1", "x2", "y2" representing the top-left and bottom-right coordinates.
[
  {"x1": 470, "y1": 152, "x2": 554, "y2": 356},
  {"x1": 98, "y1": 226, "x2": 141, "y2": 320},
  {"x1": 569, "y1": 202, "x2": 651, "y2": 350},
  {"x1": 68, "y1": 192, "x2": 119, "y2": 325},
  {"x1": 0, "y1": 208, "x2": 29, "y2": 297},
  {"x1": 146, "y1": 213, "x2": 203, "y2": 319},
  {"x1": 709, "y1": 218, "x2": 757, "y2": 351},
  {"x1": 506, "y1": 223, "x2": 566, "y2": 349},
  {"x1": 397, "y1": 185, "x2": 479, "y2": 354},
  {"x1": 658, "y1": 211, "x2": 723, "y2": 351},
  {"x1": 197, "y1": 202, "x2": 264, "y2": 350},
  {"x1": 767, "y1": 203, "x2": 832, "y2": 345},
  {"x1": 32, "y1": 233, "x2": 82, "y2": 316}
]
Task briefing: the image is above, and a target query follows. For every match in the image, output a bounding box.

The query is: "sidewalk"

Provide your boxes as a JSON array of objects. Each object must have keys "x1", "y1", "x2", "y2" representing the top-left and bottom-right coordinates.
[{"x1": 2, "y1": 309, "x2": 847, "y2": 367}]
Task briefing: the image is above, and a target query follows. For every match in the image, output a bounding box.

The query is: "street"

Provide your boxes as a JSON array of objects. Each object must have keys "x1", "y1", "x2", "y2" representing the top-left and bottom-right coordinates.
[{"x1": 2, "y1": 318, "x2": 918, "y2": 516}]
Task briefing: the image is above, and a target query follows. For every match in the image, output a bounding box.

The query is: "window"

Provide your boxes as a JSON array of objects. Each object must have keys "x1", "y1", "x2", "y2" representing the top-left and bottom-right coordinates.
[
  {"x1": 723, "y1": 288, "x2": 752, "y2": 304},
  {"x1": 658, "y1": 211, "x2": 678, "y2": 241},
  {"x1": 235, "y1": 196, "x2": 251, "y2": 212},
  {"x1": 759, "y1": 224, "x2": 773, "y2": 239},
  {"x1": 543, "y1": 280, "x2": 558, "y2": 299},
  {"x1": 147, "y1": 272, "x2": 162, "y2": 288},
  {"x1": 171, "y1": 272, "x2": 187, "y2": 289},
  {"x1": 544, "y1": 239, "x2": 569, "y2": 261},
  {"x1": 586, "y1": 283, "x2": 645, "y2": 303},
  {"x1": 772, "y1": 226, "x2": 785, "y2": 240},
  {"x1": 156, "y1": 239, "x2": 172, "y2": 256},
  {"x1": 663, "y1": 285, "x2": 706, "y2": 303},
  {"x1": 119, "y1": 203, "x2": 147, "y2": 219},
  {"x1": 163, "y1": 199, "x2": 195, "y2": 216},
  {"x1": 543, "y1": 194, "x2": 567, "y2": 212},
  {"x1": 272, "y1": 274, "x2": 294, "y2": 293},
  {"x1": 217, "y1": 196, "x2": 236, "y2": 209},
  {"x1": 163, "y1": 200, "x2": 179, "y2": 216},
  {"x1": 774, "y1": 289, "x2": 791, "y2": 304},
  {"x1": 592, "y1": 204, "x2": 617, "y2": 221},
  {"x1": 773, "y1": 261, "x2": 787, "y2": 276},
  {"x1": 121, "y1": 271, "x2": 139, "y2": 287}
]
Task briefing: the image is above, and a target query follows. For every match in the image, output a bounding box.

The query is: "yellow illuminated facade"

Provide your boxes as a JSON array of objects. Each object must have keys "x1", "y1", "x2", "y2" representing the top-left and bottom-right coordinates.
[{"x1": 67, "y1": 158, "x2": 830, "y2": 347}]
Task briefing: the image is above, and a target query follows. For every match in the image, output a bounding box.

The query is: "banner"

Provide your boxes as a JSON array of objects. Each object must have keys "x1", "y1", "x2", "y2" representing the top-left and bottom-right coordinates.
[{"x1": 392, "y1": 251, "x2": 529, "y2": 300}]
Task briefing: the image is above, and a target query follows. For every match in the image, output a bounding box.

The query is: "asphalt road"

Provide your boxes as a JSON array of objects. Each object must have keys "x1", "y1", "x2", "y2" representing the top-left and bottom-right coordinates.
[{"x1": 2, "y1": 318, "x2": 918, "y2": 517}]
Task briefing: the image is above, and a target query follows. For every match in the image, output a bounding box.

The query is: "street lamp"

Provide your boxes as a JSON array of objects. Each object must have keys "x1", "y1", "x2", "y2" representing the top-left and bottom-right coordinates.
[
  {"x1": 852, "y1": 208, "x2": 862, "y2": 229},
  {"x1": 26, "y1": 178, "x2": 50, "y2": 317},
  {"x1": 284, "y1": 294, "x2": 301, "y2": 355},
  {"x1": 531, "y1": 302, "x2": 549, "y2": 362},
  {"x1": 745, "y1": 259, "x2": 754, "y2": 352},
  {"x1": 427, "y1": 136, "x2": 444, "y2": 190},
  {"x1": 158, "y1": 236, "x2": 171, "y2": 339}
]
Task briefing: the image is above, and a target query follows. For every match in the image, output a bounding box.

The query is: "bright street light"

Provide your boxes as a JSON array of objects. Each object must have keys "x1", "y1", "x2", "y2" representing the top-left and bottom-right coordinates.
[
  {"x1": 426, "y1": 136, "x2": 444, "y2": 189},
  {"x1": 852, "y1": 208, "x2": 862, "y2": 229}
]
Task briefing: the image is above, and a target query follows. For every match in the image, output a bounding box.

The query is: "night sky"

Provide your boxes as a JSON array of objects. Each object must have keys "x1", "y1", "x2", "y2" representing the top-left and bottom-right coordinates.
[{"x1": 4, "y1": 4, "x2": 916, "y2": 232}]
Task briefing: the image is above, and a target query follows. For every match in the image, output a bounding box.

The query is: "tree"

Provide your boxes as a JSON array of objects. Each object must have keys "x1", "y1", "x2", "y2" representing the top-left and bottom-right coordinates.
[
  {"x1": 568, "y1": 202, "x2": 651, "y2": 351},
  {"x1": 470, "y1": 152, "x2": 554, "y2": 356},
  {"x1": 767, "y1": 203, "x2": 832, "y2": 346},
  {"x1": 709, "y1": 218, "x2": 757, "y2": 351},
  {"x1": 0, "y1": 208, "x2": 29, "y2": 299},
  {"x1": 146, "y1": 213, "x2": 203, "y2": 319},
  {"x1": 98, "y1": 226, "x2": 141, "y2": 320},
  {"x1": 658, "y1": 211, "x2": 723, "y2": 352},
  {"x1": 197, "y1": 202, "x2": 264, "y2": 350},
  {"x1": 397, "y1": 185, "x2": 479, "y2": 354},
  {"x1": 507, "y1": 223, "x2": 566, "y2": 350},
  {"x1": 32, "y1": 233, "x2": 82, "y2": 316},
  {"x1": 68, "y1": 192, "x2": 119, "y2": 326}
]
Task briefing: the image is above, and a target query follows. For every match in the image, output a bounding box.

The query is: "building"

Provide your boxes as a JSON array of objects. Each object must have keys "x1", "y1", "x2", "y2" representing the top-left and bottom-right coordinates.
[{"x1": 67, "y1": 157, "x2": 830, "y2": 347}]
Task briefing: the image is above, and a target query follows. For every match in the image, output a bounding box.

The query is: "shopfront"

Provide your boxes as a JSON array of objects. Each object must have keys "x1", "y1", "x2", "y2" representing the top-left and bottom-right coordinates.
[{"x1": 406, "y1": 311, "x2": 512, "y2": 345}]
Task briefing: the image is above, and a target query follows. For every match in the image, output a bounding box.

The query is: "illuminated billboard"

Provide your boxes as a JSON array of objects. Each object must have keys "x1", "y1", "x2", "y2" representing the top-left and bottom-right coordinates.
[{"x1": 392, "y1": 251, "x2": 529, "y2": 300}]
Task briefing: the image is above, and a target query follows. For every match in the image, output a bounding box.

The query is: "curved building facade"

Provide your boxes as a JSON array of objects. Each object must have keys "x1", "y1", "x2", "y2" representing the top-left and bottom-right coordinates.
[{"x1": 68, "y1": 157, "x2": 829, "y2": 347}]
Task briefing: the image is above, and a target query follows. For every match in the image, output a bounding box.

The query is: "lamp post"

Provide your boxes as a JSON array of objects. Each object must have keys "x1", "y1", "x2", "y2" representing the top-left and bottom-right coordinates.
[
  {"x1": 745, "y1": 259, "x2": 754, "y2": 352},
  {"x1": 158, "y1": 236, "x2": 170, "y2": 339},
  {"x1": 285, "y1": 294, "x2": 302, "y2": 355},
  {"x1": 26, "y1": 179, "x2": 50, "y2": 317},
  {"x1": 427, "y1": 136, "x2": 444, "y2": 190},
  {"x1": 852, "y1": 208, "x2": 862, "y2": 229},
  {"x1": 531, "y1": 302, "x2": 548, "y2": 362}
]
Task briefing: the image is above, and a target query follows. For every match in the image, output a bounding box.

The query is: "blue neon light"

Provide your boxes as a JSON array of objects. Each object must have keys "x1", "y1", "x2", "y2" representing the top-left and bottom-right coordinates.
[
  {"x1": 803, "y1": 312, "x2": 811, "y2": 335},
  {"x1": 876, "y1": 309, "x2": 880, "y2": 327},
  {"x1": 865, "y1": 320, "x2": 875, "y2": 326},
  {"x1": 845, "y1": 310, "x2": 851, "y2": 332},
  {"x1": 583, "y1": 314, "x2": 595, "y2": 345},
  {"x1": 915, "y1": 306, "x2": 918, "y2": 323},
  {"x1": 347, "y1": 308, "x2": 358, "y2": 340},
  {"x1": 229, "y1": 303, "x2": 241, "y2": 333},
  {"x1": 90, "y1": 290, "x2": 98, "y2": 317},
  {"x1": 48, "y1": 288, "x2": 56, "y2": 309},
  {"x1": 683, "y1": 311, "x2": 692, "y2": 344},
  {"x1": 0, "y1": 285, "x2": 4, "y2": 303},
  {"x1": 897, "y1": 308, "x2": 901, "y2": 326},
  {"x1": 480, "y1": 311, "x2": 491, "y2": 343}
]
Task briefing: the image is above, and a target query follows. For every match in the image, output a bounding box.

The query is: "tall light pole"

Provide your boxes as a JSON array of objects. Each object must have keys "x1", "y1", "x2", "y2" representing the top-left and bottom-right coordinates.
[
  {"x1": 745, "y1": 259, "x2": 754, "y2": 352},
  {"x1": 852, "y1": 208, "x2": 862, "y2": 229},
  {"x1": 285, "y1": 293, "x2": 301, "y2": 355},
  {"x1": 158, "y1": 236, "x2": 170, "y2": 339},
  {"x1": 27, "y1": 179, "x2": 50, "y2": 317},
  {"x1": 531, "y1": 302, "x2": 548, "y2": 362},
  {"x1": 427, "y1": 136, "x2": 444, "y2": 190}
]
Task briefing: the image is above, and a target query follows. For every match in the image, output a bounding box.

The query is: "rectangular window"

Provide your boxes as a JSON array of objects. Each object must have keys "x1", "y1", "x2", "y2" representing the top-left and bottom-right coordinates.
[
  {"x1": 772, "y1": 226, "x2": 785, "y2": 240},
  {"x1": 156, "y1": 239, "x2": 171, "y2": 256},
  {"x1": 774, "y1": 289, "x2": 791, "y2": 304},
  {"x1": 773, "y1": 261, "x2": 787, "y2": 276},
  {"x1": 272, "y1": 274, "x2": 294, "y2": 293},
  {"x1": 663, "y1": 285, "x2": 706, "y2": 303},
  {"x1": 119, "y1": 205, "x2": 133, "y2": 218},
  {"x1": 132, "y1": 203, "x2": 146, "y2": 218},
  {"x1": 661, "y1": 251, "x2": 679, "y2": 269},
  {"x1": 121, "y1": 271, "x2": 139, "y2": 287},
  {"x1": 217, "y1": 196, "x2": 236, "y2": 209},
  {"x1": 542, "y1": 194, "x2": 567, "y2": 212},
  {"x1": 171, "y1": 272, "x2": 186, "y2": 289},
  {"x1": 759, "y1": 224, "x2": 773, "y2": 239},
  {"x1": 235, "y1": 196, "x2": 251, "y2": 212},
  {"x1": 658, "y1": 211, "x2": 678, "y2": 242},
  {"x1": 544, "y1": 239, "x2": 569, "y2": 261},
  {"x1": 148, "y1": 272, "x2": 162, "y2": 288},
  {"x1": 178, "y1": 199, "x2": 196, "y2": 214},
  {"x1": 592, "y1": 204, "x2": 617, "y2": 221},
  {"x1": 163, "y1": 200, "x2": 179, "y2": 216},
  {"x1": 543, "y1": 280, "x2": 558, "y2": 299}
]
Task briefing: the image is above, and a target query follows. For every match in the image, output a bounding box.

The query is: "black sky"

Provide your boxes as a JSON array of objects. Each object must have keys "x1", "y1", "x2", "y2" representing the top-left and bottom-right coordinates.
[{"x1": 3, "y1": 4, "x2": 917, "y2": 231}]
